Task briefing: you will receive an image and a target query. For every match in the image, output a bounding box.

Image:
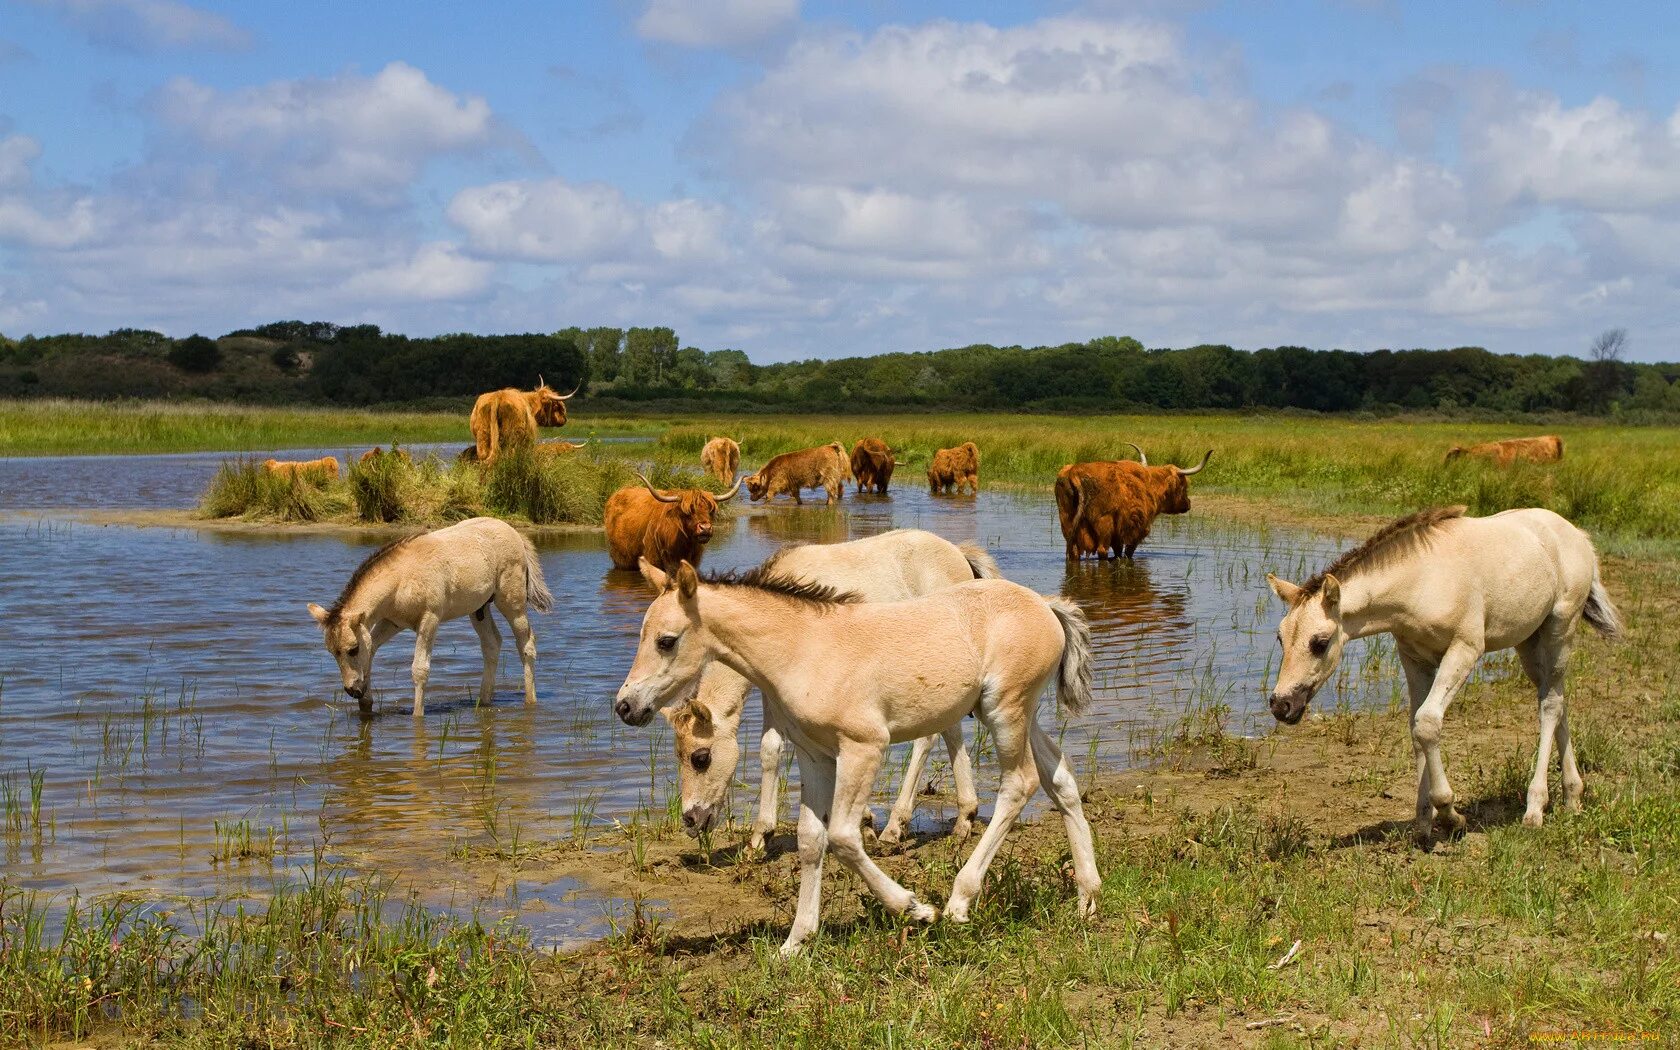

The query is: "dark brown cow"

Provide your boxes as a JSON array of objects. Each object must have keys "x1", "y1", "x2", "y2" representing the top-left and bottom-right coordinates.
[
  {"x1": 700, "y1": 436, "x2": 741, "y2": 485},
  {"x1": 1444, "y1": 435, "x2": 1563, "y2": 465},
  {"x1": 927, "y1": 441, "x2": 979, "y2": 495},
  {"x1": 849, "y1": 437, "x2": 898, "y2": 494},
  {"x1": 743, "y1": 442, "x2": 851, "y2": 505},
  {"x1": 604, "y1": 472, "x2": 742, "y2": 571},
  {"x1": 469, "y1": 377, "x2": 579, "y2": 463},
  {"x1": 1056, "y1": 446, "x2": 1212, "y2": 559}
]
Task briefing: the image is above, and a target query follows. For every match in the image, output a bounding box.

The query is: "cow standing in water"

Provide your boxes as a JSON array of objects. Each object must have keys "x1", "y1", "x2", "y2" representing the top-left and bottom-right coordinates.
[
  {"x1": 700, "y1": 437, "x2": 741, "y2": 485},
  {"x1": 604, "y1": 473, "x2": 742, "y2": 572},
  {"x1": 849, "y1": 438, "x2": 898, "y2": 495},
  {"x1": 469, "y1": 378, "x2": 578, "y2": 463},
  {"x1": 743, "y1": 442, "x2": 851, "y2": 505},
  {"x1": 927, "y1": 442, "x2": 979, "y2": 495},
  {"x1": 1056, "y1": 445, "x2": 1212, "y2": 560}
]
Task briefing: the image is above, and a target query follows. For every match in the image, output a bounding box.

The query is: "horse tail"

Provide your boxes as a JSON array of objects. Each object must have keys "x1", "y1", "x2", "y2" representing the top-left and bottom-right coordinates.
[
  {"x1": 522, "y1": 537, "x2": 554, "y2": 613},
  {"x1": 1583, "y1": 567, "x2": 1623, "y2": 641},
  {"x1": 958, "y1": 542, "x2": 1001, "y2": 580},
  {"x1": 1045, "y1": 596, "x2": 1093, "y2": 715}
]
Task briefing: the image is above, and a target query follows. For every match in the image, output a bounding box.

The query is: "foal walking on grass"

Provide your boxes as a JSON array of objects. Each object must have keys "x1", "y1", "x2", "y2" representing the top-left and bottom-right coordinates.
[
  {"x1": 1266, "y1": 506, "x2": 1622, "y2": 846},
  {"x1": 615, "y1": 559, "x2": 1100, "y2": 956},
  {"x1": 308, "y1": 517, "x2": 553, "y2": 716}
]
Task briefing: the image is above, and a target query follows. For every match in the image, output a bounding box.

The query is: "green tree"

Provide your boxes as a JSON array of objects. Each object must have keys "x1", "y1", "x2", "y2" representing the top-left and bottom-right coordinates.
[{"x1": 167, "y1": 334, "x2": 222, "y2": 373}]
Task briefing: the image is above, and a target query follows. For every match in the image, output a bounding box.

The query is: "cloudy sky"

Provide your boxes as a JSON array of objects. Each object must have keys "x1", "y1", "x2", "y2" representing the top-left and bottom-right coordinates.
[{"x1": 1, "y1": 0, "x2": 1676, "y2": 361}]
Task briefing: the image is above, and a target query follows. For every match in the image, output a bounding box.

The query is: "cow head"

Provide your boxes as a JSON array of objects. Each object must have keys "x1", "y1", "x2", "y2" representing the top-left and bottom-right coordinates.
[
  {"x1": 307, "y1": 603, "x2": 375, "y2": 705},
  {"x1": 743, "y1": 470, "x2": 769, "y2": 502},
  {"x1": 637, "y1": 472, "x2": 741, "y2": 546},
  {"x1": 1153, "y1": 449, "x2": 1213, "y2": 514},
  {"x1": 1265, "y1": 573, "x2": 1348, "y2": 725},
  {"x1": 529, "y1": 375, "x2": 579, "y2": 427},
  {"x1": 1444, "y1": 446, "x2": 1467, "y2": 462}
]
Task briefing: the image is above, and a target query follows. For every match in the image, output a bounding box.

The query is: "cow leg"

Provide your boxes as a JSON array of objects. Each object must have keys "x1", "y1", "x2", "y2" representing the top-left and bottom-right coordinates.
[
  {"x1": 471, "y1": 602, "x2": 501, "y2": 706},
  {"x1": 409, "y1": 613, "x2": 439, "y2": 717}
]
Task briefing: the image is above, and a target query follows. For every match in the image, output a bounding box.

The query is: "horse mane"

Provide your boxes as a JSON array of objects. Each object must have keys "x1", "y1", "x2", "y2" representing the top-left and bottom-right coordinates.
[
  {"x1": 327, "y1": 535, "x2": 419, "y2": 623},
  {"x1": 701, "y1": 564, "x2": 861, "y2": 607},
  {"x1": 1299, "y1": 505, "x2": 1466, "y2": 599},
  {"x1": 759, "y1": 543, "x2": 807, "y2": 574}
]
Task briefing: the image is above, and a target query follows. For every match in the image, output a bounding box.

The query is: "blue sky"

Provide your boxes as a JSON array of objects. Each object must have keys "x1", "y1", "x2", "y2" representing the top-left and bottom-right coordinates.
[{"x1": 2, "y1": 0, "x2": 1677, "y2": 361}]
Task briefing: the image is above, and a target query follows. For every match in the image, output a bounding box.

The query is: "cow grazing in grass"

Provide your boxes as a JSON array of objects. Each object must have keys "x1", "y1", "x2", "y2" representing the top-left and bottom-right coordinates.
[
  {"x1": 743, "y1": 442, "x2": 851, "y2": 505},
  {"x1": 605, "y1": 473, "x2": 743, "y2": 572},
  {"x1": 1445, "y1": 435, "x2": 1563, "y2": 466},
  {"x1": 1056, "y1": 445, "x2": 1212, "y2": 559},
  {"x1": 849, "y1": 438, "x2": 898, "y2": 495},
  {"x1": 927, "y1": 441, "x2": 979, "y2": 495},
  {"x1": 535, "y1": 440, "x2": 588, "y2": 457},
  {"x1": 264, "y1": 456, "x2": 341, "y2": 482},
  {"x1": 469, "y1": 377, "x2": 578, "y2": 463},
  {"x1": 700, "y1": 437, "x2": 741, "y2": 485},
  {"x1": 358, "y1": 446, "x2": 412, "y2": 467}
]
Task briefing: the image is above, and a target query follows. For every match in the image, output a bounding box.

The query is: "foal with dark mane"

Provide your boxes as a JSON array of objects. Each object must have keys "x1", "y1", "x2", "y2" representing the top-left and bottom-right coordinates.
[{"x1": 1267, "y1": 506, "x2": 1622, "y2": 845}]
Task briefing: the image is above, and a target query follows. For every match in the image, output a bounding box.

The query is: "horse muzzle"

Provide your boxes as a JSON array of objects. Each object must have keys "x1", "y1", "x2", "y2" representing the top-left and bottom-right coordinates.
[
  {"x1": 345, "y1": 684, "x2": 366, "y2": 701},
  {"x1": 1269, "y1": 689, "x2": 1309, "y2": 725},
  {"x1": 614, "y1": 693, "x2": 657, "y2": 727},
  {"x1": 681, "y1": 803, "x2": 714, "y2": 837}
]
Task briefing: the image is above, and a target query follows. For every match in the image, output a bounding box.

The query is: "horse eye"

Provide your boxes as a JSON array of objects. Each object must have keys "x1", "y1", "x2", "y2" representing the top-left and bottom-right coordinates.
[
  {"x1": 656, "y1": 634, "x2": 678, "y2": 653},
  {"x1": 346, "y1": 645, "x2": 360, "y2": 658},
  {"x1": 690, "y1": 748, "x2": 711, "y2": 772},
  {"x1": 1309, "y1": 636, "x2": 1330, "y2": 656}
]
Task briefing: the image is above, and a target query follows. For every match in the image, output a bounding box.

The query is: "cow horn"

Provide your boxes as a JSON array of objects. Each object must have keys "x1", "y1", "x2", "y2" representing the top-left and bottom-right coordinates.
[
  {"x1": 1177, "y1": 450, "x2": 1213, "y2": 476},
  {"x1": 1126, "y1": 442, "x2": 1147, "y2": 466},
  {"x1": 537, "y1": 374, "x2": 545, "y2": 388},
  {"x1": 718, "y1": 473, "x2": 743, "y2": 501},
  {"x1": 636, "y1": 471, "x2": 681, "y2": 503},
  {"x1": 558, "y1": 382, "x2": 581, "y2": 400}
]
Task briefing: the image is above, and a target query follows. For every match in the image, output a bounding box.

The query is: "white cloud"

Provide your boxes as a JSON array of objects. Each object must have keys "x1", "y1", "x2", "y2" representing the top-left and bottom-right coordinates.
[
  {"x1": 151, "y1": 62, "x2": 496, "y2": 203},
  {"x1": 636, "y1": 0, "x2": 798, "y2": 49},
  {"x1": 344, "y1": 243, "x2": 493, "y2": 301},
  {"x1": 22, "y1": 0, "x2": 249, "y2": 52},
  {"x1": 448, "y1": 179, "x2": 643, "y2": 262},
  {"x1": 1467, "y1": 93, "x2": 1680, "y2": 212}
]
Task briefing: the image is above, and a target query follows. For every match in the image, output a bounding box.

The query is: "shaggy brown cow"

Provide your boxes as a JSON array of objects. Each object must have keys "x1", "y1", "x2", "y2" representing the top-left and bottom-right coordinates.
[
  {"x1": 849, "y1": 437, "x2": 900, "y2": 495},
  {"x1": 700, "y1": 436, "x2": 741, "y2": 485},
  {"x1": 927, "y1": 441, "x2": 979, "y2": 495},
  {"x1": 263, "y1": 456, "x2": 340, "y2": 482},
  {"x1": 469, "y1": 377, "x2": 578, "y2": 463},
  {"x1": 1445, "y1": 435, "x2": 1563, "y2": 465},
  {"x1": 357, "y1": 446, "x2": 412, "y2": 466},
  {"x1": 1056, "y1": 446, "x2": 1212, "y2": 559},
  {"x1": 743, "y1": 442, "x2": 851, "y2": 505},
  {"x1": 604, "y1": 473, "x2": 742, "y2": 571},
  {"x1": 535, "y1": 439, "x2": 589, "y2": 457}
]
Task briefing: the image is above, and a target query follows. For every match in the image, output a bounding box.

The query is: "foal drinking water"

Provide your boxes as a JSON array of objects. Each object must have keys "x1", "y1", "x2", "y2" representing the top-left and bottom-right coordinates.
[
  {"x1": 308, "y1": 517, "x2": 553, "y2": 716},
  {"x1": 616, "y1": 559, "x2": 1101, "y2": 956},
  {"x1": 1266, "y1": 506, "x2": 1622, "y2": 845}
]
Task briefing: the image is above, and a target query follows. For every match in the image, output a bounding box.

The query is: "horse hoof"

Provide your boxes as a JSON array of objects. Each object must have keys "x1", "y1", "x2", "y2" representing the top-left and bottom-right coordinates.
[
  {"x1": 1411, "y1": 827, "x2": 1434, "y2": 850},
  {"x1": 1522, "y1": 811, "x2": 1544, "y2": 829},
  {"x1": 906, "y1": 900, "x2": 939, "y2": 924},
  {"x1": 943, "y1": 903, "x2": 971, "y2": 925},
  {"x1": 877, "y1": 827, "x2": 902, "y2": 848}
]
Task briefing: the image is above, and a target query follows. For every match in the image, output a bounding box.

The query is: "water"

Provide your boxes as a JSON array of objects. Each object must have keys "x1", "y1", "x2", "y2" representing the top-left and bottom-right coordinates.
[{"x1": 0, "y1": 450, "x2": 1378, "y2": 944}]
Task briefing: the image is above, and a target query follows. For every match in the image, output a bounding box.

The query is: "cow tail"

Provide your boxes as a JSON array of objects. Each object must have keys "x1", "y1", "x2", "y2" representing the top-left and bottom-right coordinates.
[
  {"x1": 1045, "y1": 596, "x2": 1093, "y2": 715},
  {"x1": 1582, "y1": 564, "x2": 1623, "y2": 641},
  {"x1": 958, "y1": 542, "x2": 1001, "y2": 580},
  {"x1": 523, "y1": 537, "x2": 554, "y2": 613}
]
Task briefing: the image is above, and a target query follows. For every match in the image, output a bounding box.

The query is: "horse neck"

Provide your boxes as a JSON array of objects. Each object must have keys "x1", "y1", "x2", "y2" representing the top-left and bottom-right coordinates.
[
  {"x1": 1335, "y1": 559, "x2": 1422, "y2": 641},
  {"x1": 342, "y1": 565, "x2": 400, "y2": 623},
  {"x1": 696, "y1": 587, "x2": 829, "y2": 696}
]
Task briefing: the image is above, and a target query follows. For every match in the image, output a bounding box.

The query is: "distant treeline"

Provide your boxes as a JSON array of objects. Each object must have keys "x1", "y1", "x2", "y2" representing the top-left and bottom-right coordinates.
[{"x1": 2, "y1": 322, "x2": 1677, "y2": 416}]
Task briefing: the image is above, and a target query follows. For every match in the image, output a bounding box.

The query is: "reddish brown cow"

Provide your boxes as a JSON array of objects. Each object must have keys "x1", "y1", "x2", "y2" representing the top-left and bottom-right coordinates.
[
  {"x1": 263, "y1": 456, "x2": 340, "y2": 482},
  {"x1": 1056, "y1": 446, "x2": 1212, "y2": 559},
  {"x1": 1445, "y1": 435, "x2": 1563, "y2": 465},
  {"x1": 357, "y1": 446, "x2": 412, "y2": 466},
  {"x1": 469, "y1": 377, "x2": 578, "y2": 463},
  {"x1": 743, "y1": 442, "x2": 851, "y2": 505},
  {"x1": 535, "y1": 439, "x2": 589, "y2": 457},
  {"x1": 700, "y1": 436, "x2": 741, "y2": 485},
  {"x1": 604, "y1": 473, "x2": 742, "y2": 571},
  {"x1": 849, "y1": 437, "x2": 898, "y2": 494},
  {"x1": 927, "y1": 441, "x2": 979, "y2": 495}
]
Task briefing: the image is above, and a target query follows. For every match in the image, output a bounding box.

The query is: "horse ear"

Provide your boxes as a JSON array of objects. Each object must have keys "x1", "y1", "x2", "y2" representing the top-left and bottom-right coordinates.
[
  {"x1": 676, "y1": 561, "x2": 699, "y2": 600},
  {"x1": 1320, "y1": 574, "x2": 1342, "y2": 612},
  {"x1": 689, "y1": 700, "x2": 712, "y2": 731},
  {"x1": 1266, "y1": 574, "x2": 1302, "y2": 605},
  {"x1": 307, "y1": 603, "x2": 329, "y2": 624},
  {"x1": 639, "y1": 557, "x2": 670, "y2": 591}
]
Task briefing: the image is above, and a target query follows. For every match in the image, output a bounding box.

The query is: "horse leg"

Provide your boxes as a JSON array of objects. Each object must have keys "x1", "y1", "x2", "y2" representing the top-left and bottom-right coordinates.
[
  {"x1": 880, "y1": 736, "x2": 934, "y2": 846},
  {"x1": 781, "y1": 748, "x2": 835, "y2": 957},
  {"x1": 1411, "y1": 643, "x2": 1480, "y2": 844},
  {"x1": 497, "y1": 598, "x2": 539, "y2": 705},
  {"x1": 409, "y1": 613, "x2": 439, "y2": 718},
  {"x1": 1029, "y1": 722, "x2": 1101, "y2": 917},
  {"x1": 945, "y1": 710, "x2": 1037, "y2": 924},
  {"x1": 824, "y1": 741, "x2": 940, "y2": 923},
  {"x1": 752, "y1": 716, "x2": 785, "y2": 851},
  {"x1": 946, "y1": 723, "x2": 979, "y2": 842},
  {"x1": 1399, "y1": 651, "x2": 1436, "y2": 839},
  {"x1": 361, "y1": 620, "x2": 401, "y2": 713},
  {"x1": 470, "y1": 603, "x2": 501, "y2": 706},
  {"x1": 1519, "y1": 626, "x2": 1578, "y2": 827}
]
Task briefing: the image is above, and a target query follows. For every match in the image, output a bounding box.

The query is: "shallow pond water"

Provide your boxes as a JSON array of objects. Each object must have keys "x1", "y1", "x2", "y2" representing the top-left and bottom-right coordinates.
[{"x1": 0, "y1": 449, "x2": 1389, "y2": 944}]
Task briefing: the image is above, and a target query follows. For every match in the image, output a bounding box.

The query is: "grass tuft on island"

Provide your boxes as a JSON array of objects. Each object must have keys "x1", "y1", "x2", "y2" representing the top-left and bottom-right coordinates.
[{"x1": 200, "y1": 448, "x2": 715, "y2": 527}]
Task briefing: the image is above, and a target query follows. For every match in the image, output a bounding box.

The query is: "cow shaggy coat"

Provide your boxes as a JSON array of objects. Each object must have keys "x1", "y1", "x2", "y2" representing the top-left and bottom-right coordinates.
[
  {"x1": 1056, "y1": 448, "x2": 1211, "y2": 559},
  {"x1": 1445, "y1": 435, "x2": 1563, "y2": 465},
  {"x1": 604, "y1": 473, "x2": 742, "y2": 572},
  {"x1": 307, "y1": 517, "x2": 553, "y2": 717},
  {"x1": 1267, "y1": 506, "x2": 1622, "y2": 846},
  {"x1": 700, "y1": 437, "x2": 741, "y2": 485},
  {"x1": 666, "y1": 529, "x2": 998, "y2": 849},
  {"x1": 469, "y1": 379, "x2": 576, "y2": 463},
  {"x1": 743, "y1": 442, "x2": 851, "y2": 504},
  {"x1": 264, "y1": 456, "x2": 340, "y2": 482},
  {"x1": 616, "y1": 560, "x2": 1100, "y2": 956},
  {"x1": 849, "y1": 438, "x2": 897, "y2": 495},
  {"x1": 927, "y1": 442, "x2": 979, "y2": 495}
]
